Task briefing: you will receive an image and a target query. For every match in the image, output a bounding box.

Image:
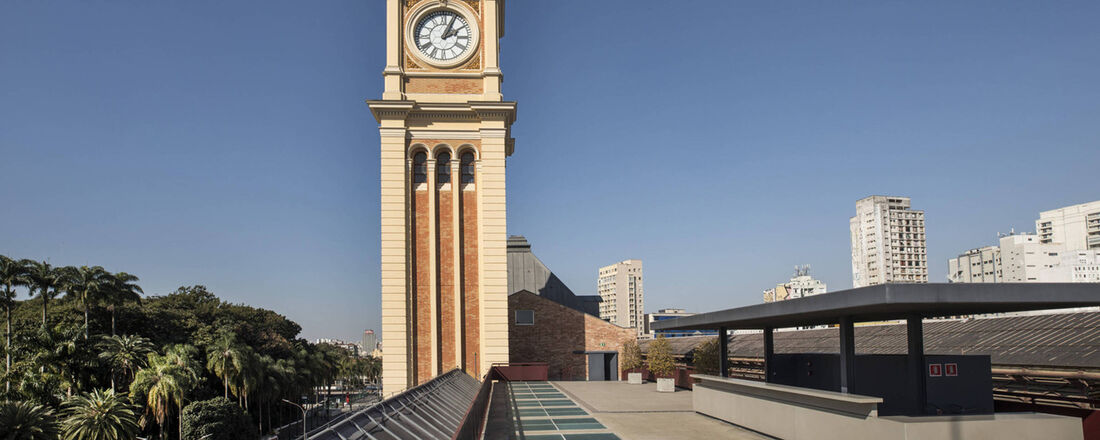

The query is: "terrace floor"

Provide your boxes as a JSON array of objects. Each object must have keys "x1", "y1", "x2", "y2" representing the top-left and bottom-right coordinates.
[{"x1": 484, "y1": 380, "x2": 769, "y2": 440}]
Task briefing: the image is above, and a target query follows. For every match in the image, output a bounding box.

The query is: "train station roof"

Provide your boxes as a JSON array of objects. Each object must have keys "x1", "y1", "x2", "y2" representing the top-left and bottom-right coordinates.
[{"x1": 651, "y1": 283, "x2": 1100, "y2": 331}]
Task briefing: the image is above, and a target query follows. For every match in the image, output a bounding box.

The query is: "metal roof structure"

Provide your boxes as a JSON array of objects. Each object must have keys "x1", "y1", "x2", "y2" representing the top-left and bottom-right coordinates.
[
  {"x1": 651, "y1": 283, "x2": 1100, "y2": 331},
  {"x1": 641, "y1": 311, "x2": 1100, "y2": 369},
  {"x1": 307, "y1": 369, "x2": 480, "y2": 440}
]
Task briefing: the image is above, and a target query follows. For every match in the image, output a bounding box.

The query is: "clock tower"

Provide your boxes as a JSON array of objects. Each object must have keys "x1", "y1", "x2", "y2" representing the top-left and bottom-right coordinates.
[{"x1": 368, "y1": 0, "x2": 515, "y2": 394}]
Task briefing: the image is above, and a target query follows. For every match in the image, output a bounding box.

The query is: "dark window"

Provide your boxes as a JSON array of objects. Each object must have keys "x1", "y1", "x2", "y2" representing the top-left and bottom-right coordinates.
[
  {"x1": 413, "y1": 152, "x2": 427, "y2": 183},
  {"x1": 460, "y1": 152, "x2": 475, "y2": 183},
  {"x1": 515, "y1": 310, "x2": 534, "y2": 325},
  {"x1": 437, "y1": 152, "x2": 451, "y2": 183}
]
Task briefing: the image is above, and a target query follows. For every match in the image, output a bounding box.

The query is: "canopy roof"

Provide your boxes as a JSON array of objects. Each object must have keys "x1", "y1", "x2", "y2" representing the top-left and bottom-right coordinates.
[{"x1": 651, "y1": 283, "x2": 1100, "y2": 331}]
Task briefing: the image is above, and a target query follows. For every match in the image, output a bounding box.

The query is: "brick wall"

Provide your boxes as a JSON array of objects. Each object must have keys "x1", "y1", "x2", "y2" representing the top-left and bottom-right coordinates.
[{"x1": 509, "y1": 291, "x2": 636, "y2": 380}]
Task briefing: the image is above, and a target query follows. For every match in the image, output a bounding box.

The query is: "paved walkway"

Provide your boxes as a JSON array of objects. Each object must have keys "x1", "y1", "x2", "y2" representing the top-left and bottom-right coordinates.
[{"x1": 552, "y1": 381, "x2": 771, "y2": 440}]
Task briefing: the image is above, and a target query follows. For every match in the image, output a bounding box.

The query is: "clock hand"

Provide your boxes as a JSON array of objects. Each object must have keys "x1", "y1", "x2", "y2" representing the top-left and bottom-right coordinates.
[{"x1": 442, "y1": 16, "x2": 457, "y2": 39}]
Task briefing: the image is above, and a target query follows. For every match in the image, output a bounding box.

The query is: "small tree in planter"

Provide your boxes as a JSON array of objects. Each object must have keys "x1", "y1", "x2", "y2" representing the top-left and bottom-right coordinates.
[
  {"x1": 647, "y1": 336, "x2": 676, "y2": 392},
  {"x1": 621, "y1": 338, "x2": 644, "y2": 384},
  {"x1": 693, "y1": 337, "x2": 721, "y2": 376}
]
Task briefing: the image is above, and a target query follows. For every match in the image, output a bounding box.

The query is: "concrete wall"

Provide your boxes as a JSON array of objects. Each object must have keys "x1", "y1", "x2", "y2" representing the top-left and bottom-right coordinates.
[{"x1": 692, "y1": 375, "x2": 1083, "y2": 440}]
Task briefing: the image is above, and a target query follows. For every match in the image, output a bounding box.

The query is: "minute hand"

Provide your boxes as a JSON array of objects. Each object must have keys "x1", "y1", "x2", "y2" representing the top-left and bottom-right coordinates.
[{"x1": 442, "y1": 17, "x2": 459, "y2": 39}]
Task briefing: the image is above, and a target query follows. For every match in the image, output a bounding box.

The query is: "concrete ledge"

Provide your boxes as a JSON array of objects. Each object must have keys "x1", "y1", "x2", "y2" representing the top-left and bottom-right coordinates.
[
  {"x1": 691, "y1": 374, "x2": 881, "y2": 417},
  {"x1": 690, "y1": 375, "x2": 1083, "y2": 440}
]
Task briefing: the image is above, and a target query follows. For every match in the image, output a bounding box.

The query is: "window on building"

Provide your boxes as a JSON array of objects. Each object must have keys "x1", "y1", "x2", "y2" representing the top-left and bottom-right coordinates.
[
  {"x1": 460, "y1": 152, "x2": 475, "y2": 183},
  {"x1": 515, "y1": 310, "x2": 534, "y2": 325},
  {"x1": 413, "y1": 152, "x2": 427, "y2": 183},
  {"x1": 437, "y1": 152, "x2": 451, "y2": 183}
]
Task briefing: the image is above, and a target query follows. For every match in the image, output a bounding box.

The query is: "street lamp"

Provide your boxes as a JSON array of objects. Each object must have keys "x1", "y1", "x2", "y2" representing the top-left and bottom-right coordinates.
[{"x1": 281, "y1": 399, "x2": 308, "y2": 440}]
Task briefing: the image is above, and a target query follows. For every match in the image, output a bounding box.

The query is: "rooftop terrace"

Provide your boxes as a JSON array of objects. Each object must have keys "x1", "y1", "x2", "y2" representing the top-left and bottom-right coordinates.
[{"x1": 483, "y1": 380, "x2": 769, "y2": 440}]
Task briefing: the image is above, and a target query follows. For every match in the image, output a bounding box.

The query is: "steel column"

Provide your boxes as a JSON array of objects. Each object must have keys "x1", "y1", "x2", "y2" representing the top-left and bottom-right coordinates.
[
  {"x1": 839, "y1": 316, "x2": 856, "y2": 393},
  {"x1": 907, "y1": 315, "x2": 927, "y2": 414},
  {"x1": 763, "y1": 327, "x2": 774, "y2": 383},
  {"x1": 717, "y1": 327, "x2": 729, "y2": 377}
]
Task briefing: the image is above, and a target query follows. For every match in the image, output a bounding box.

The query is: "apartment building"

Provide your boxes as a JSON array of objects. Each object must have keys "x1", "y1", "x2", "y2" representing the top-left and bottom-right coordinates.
[
  {"x1": 597, "y1": 259, "x2": 644, "y2": 332},
  {"x1": 850, "y1": 196, "x2": 928, "y2": 287},
  {"x1": 763, "y1": 266, "x2": 828, "y2": 302},
  {"x1": 1036, "y1": 200, "x2": 1100, "y2": 250},
  {"x1": 947, "y1": 246, "x2": 1002, "y2": 283}
]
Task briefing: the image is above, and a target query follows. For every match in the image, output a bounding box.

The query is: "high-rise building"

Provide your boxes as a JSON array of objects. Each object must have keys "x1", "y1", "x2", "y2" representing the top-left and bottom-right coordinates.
[
  {"x1": 1036, "y1": 200, "x2": 1100, "y2": 250},
  {"x1": 368, "y1": 0, "x2": 515, "y2": 395},
  {"x1": 850, "y1": 196, "x2": 928, "y2": 287},
  {"x1": 361, "y1": 329, "x2": 377, "y2": 356},
  {"x1": 947, "y1": 246, "x2": 1002, "y2": 283},
  {"x1": 597, "y1": 260, "x2": 644, "y2": 332},
  {"x1": 763, "y1": 266, "x2": 828, "y2": 302}
]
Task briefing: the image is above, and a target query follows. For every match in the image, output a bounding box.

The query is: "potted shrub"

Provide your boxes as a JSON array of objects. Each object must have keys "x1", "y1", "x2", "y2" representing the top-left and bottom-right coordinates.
[
  {"x1": 647, "y1": 336, "x2": 676, "y2": 392},
  {"x1": 621, "y1": 338, "x2": 644, "y2": 384}
]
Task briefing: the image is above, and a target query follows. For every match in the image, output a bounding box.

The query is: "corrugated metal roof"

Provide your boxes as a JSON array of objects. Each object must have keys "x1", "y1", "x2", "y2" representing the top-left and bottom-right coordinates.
[
  {"x1": 307, "y1": 369, "x2": 480, "y2": 440},
  {"x1": 641, "y1": 312, "x2": 1100, "y2": 369}
]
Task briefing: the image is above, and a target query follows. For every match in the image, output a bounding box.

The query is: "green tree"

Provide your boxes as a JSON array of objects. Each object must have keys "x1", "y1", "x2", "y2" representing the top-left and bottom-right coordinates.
[
  {"x1": 0, "y1": 400, "x2": 60, "y2": 440},
  {"x1": 620, "y1": 338, "x2": 643, "y2": 372},
  {"x1": 180, "y1": 397, "x2": 256, "y2": 440},
  {"x1": 692, "y1": 337, "x2": 721, "y2": 376},
  {"x1": 205, "y1": 333, "x2": 246, "y2": 400},
  {"x1": 101, "y1": 272, "x2": 142, "y2": 337},
  {"x1": 62, "y1": 265, "x2": 111, "y2": 340},
  {"x1": 1, "y1": 256, "x2": 31, "y2": 393},
  {"x1": 131, "y1": 353, "x2": 193, "y2": 440},
  {"x1": 646, "y1": 336, "x2": 676, "y2": 378},
  {"x1": 26, "y1": 261, "x2": 64, "y2": 329},
  {"x1": 98, "y1": 335, "x2": 154, "y2": 392},
  {"x1": 60, "y1": 388, "x2": 141, "y2": 440}
]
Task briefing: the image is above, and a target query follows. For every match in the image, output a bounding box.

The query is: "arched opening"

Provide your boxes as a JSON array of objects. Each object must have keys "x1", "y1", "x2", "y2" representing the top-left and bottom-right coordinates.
[
  {"x1": 460, "y1": 151, "x2": 475, "y2": 184},
  {"x1": 437, "y1": 152, "x2": 451, "y2": 184},
  {"x1": 413, "y1": 152, "x2": 427, "y2": 184}
]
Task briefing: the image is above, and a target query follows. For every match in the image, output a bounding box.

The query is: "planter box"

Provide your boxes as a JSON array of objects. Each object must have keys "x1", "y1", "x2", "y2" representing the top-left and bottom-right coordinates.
[
  {"x1": 628, "y1": 372, "x2": 643, "y2": 384},
  {"x1": 656, "y1": 377, "x2": 675, "y2": 392}
]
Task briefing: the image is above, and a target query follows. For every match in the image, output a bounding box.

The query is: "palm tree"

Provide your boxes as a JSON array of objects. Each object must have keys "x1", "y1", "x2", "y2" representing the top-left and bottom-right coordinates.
[
  {"x1": 161, "y1": 344, "x2": 200, "y2": 440},
  {"x1": 98, "y1": 335, "x2": 154, "y2": 392},
  {"x1": 0, "y1": 400, "x2": 60, "y2": 440},
  {"x1": 1, "y1": 255, "x2": 31, "y2": 392},
  {"x1": 26, "y1": 261, "x2": 64, "y2": 329},
  {"x1": 62, "y1": 265, "x2": 109, "y2": 339},
  {"x1": 132, "y1": 353, "x2": 193, "y2": 440},
  {"x1": 205, "y1": 332, "x2": 246, "y2": 399},
  {"x1": 102, "y1": 272, "x2": 142, "y2": 337},
  {"x1": 60, "y1": 388, "x2": 141, "y2": 440}
]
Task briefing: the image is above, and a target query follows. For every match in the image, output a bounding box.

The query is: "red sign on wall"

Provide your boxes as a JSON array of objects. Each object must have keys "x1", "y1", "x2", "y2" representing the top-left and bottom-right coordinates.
[
  {"x1": 945, "y1": 363, "x2": 958, "y2": 377},
  {"x1": 929, "y1": 363, "x2": 943, "y2": 377}
]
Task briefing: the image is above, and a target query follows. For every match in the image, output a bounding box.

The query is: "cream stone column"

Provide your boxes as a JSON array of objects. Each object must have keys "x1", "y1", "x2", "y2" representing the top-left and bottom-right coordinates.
[
  {"x1": 451, "y1": 160, "x2": 464, "y2": 370},
  {"x1": 374, "y1": 102, "x2": 413, "y2": 395},
  {"x1": 481, "y1": 0, "x2": 502, "y2": 101},
  {"x1": 382, "y1": 0, "x2": 403, "y2": 100},
  {"x1": 472, "y1": 100, "x2": 514, "y2": 376}
]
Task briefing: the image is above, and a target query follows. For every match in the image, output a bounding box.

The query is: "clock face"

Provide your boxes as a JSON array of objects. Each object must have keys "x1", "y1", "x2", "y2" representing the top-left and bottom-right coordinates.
[{"x1": 414, "y1": 10, "x2": 473, "y2": 63}]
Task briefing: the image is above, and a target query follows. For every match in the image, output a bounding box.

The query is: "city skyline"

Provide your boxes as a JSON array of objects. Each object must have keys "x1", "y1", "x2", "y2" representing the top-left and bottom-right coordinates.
[{"x1": 3, "y1": 1, "x2": 1100, "y2": 342}]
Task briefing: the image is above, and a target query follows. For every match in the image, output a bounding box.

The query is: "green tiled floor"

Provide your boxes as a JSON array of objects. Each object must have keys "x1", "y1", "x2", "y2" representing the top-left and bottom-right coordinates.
[{"x1": 506, "y1": 381, "x2": 619, "y2": 440}]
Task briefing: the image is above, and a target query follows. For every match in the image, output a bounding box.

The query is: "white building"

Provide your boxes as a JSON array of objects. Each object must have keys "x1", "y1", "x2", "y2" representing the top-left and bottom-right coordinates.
[
  {"x1": 1039, "y1": 250, "x2": 1100, "y2": 283},
  {"x1": 764, "y1": 266, "x2": 828, "y2": 302},
  {"x1": 1036, "y1": 200, "x2": 1100, "y2": 250},
  {"x1": 850, "y1": 195, "x2": 928, "y2": 287},
  {"x1": 999, "y1": 233, "x2": 1065, "y2": 282},
  {"x1": 947, "y1": 246, "x2": 1001, "y2": 283},
  {"x1": 597, "y1": 259, "x2": 644, "y2": 332}
]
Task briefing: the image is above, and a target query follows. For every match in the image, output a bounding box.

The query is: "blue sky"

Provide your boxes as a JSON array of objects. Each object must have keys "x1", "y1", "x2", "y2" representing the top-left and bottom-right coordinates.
[{"x1": 2, "y1": 1, "x2": 1098, "y2": 342}]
